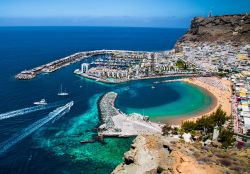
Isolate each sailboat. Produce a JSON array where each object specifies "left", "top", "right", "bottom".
[{"left": 57, "top": 84, "right": 69, "bottom": 96}]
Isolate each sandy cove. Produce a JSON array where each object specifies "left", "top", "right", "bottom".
[{"left": 165, "top": 77, "right": 232, "bottom": 125}]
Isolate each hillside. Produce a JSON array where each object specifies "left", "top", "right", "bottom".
[
  {"left": 178, "top": 14, "right": 250, "bottom": 43},
  {"left": 112, "top": 134, "right": 250, "bottom": 174}
]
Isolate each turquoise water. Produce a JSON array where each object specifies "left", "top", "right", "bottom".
[
  {"left": 0, "top": 27, "right": 213, "bottom": 174},
  {"left": 106, "top": 78, "right": 116, "bottom": 82},
  {"left": 116, "top": 80, "right": 213, "bottom": 121},
  {"left": 33, "top": 93, "right": 134, "bottom": 173}
]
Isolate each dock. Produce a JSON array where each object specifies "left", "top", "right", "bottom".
[{"left": 98, "top": 92, "right": 163, "bottom": 137}]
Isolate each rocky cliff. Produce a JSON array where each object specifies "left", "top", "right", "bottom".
[
  {"left": 179, "top": 14, "right": 250, "bottom": 43},
  {"left": 112, "top": 134, "right": 250, "bottom": 174}
]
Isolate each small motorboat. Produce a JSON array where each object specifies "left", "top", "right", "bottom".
[{"left": 34, "top": 99, "right": 47, "bottom": 105}]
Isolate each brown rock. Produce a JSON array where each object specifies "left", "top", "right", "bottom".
[
  {"left": 211, "top": 141, "right": 222, "bottom": 148},
  {"left": 112, "top": 134, "right": 224, "bottom": 174},
  {"left": 178, "top": 14, "right": 250, "bottom": 43}
]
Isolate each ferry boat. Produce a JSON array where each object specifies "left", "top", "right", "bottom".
[
  {"left": 34, "top": 99, "right": 47, "bottom": 105},
  {"left": 58, "top": 84, "right": 69, "bottom": 96}
]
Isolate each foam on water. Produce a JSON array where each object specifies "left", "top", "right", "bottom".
[
  {"left": 0, "top": 101, "right": 65, "bottom": 121},
  {"left": 0, "top": 102, "right": 73, "bottom": 155}
]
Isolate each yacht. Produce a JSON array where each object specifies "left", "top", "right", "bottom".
[
  {"left": 34, "top": 99, "right": 47, "bottom": 105},
  {"left": 58, "top": 84, "right": 69, "bottom": 96}
]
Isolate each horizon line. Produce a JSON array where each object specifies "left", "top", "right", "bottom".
[{"left": 0, "top": 25, "right": 188, "bottom": 29}]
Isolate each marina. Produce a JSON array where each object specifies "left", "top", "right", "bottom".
[
  {"left": 15, "top": 47, "right": 199, "bottom": 84},
  {"left": 15, "top": 50, "right": 149, "bottom": 80}
]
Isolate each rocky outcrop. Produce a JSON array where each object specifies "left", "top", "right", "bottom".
[
  {"left": 112, "top": 134, "right": 225, "bottom": 174},
  {"left": 179, "top": 14, "right": 250, "bottom": 43}
]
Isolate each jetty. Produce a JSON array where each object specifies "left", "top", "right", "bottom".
[
  {"left": 98, "top": 92, "right": 163, "bottom": 137},
  {"left": 15, "top": 50, "right": 148, "bottom": 80}
]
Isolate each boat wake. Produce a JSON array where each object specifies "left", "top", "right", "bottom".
[
  {"left": 0, "top": 101, "right": 74, "bottom": 155},
  {"left": 0, "top": 101, "right": 64, "bottom": 121}
]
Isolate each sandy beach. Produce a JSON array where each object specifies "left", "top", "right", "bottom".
[{"left": 165, "top": 77, "right": 232, "bottom": 125}]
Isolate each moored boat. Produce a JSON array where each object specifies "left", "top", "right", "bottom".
[{"left": 58, "top": 84, "right": 69, "bottom": 96}]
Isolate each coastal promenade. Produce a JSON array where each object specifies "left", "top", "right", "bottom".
[
  {"left": 98, "top": 92, "right": 163, "bottom": 137},
  {"left": 15, "top": 49, "right": 149, "bottom": 80}
]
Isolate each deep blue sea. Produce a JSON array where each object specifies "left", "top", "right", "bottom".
[{"left": 0, "top": 27, "right": 213, "bottom": 174}]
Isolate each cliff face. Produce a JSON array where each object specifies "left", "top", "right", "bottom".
[{"left": 179, "top": 14, "right": 250, "bottom": 43}]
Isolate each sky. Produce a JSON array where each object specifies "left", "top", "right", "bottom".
[{"left": 0, "top": 0, "right": 250, "bottom": 28}]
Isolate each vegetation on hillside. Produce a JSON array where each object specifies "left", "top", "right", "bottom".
[
  {"left": 218, "top": 129, "right": 235, "bottom": 148},
  {"left": 181, "top": 106, "right": 235, "bottom": 148},
  {"left": 181, "top": 106, "right": 227, "bottom": 133},
  {"left": 176, "top": 59, "right": 188, "bottom": 70}
]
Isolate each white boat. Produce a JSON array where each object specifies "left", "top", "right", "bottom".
[
  {"left": 34, "top": 99, "right": 47, "bottom": 105},
  {"left": 52, "top": 101, "right": 74, "bottom": 119},
  {"left": 151, "top": 86, "right": 155, "bottom": 89},
  {"left": 58, "top": 84, "right": 69, "bottom": 96}
]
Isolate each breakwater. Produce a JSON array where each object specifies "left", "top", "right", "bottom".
[{"left": 98, "top": 92, "right": 163, "bottom": 137}]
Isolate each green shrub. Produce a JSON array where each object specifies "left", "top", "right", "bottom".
[
  {"left": 218, "top": 129, "right": 235, "bottom": 148},
  {"left": 181, "top": 121, "right": 196, "bottom": 132},
  {"left": 181, "top": 106, "right": 228, "bottom": 133},
  {"left": 176, "top": 59, "right": 187, "bottom": 70},
  {"left": 162, "top": 123, "right": 172, "bottom": 135}
]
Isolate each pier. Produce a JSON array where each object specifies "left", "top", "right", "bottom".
[{"left": 98, "top": 92, "right": 163, "bottom": 137}]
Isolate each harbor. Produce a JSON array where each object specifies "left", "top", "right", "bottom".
[
  {"left": 15, "top": 47, "right": 199, "bottom": 83},
  {"left": 15, "top": 49, "right": 149, "bottom": 80}
]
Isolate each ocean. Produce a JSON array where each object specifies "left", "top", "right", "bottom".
[{"left": 0, "top": 27, "right": 212, "bottom": 174}]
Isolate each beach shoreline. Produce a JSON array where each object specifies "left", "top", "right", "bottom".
[{"left": 161, "top": 77, "right": 232, "bottom": 125}]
